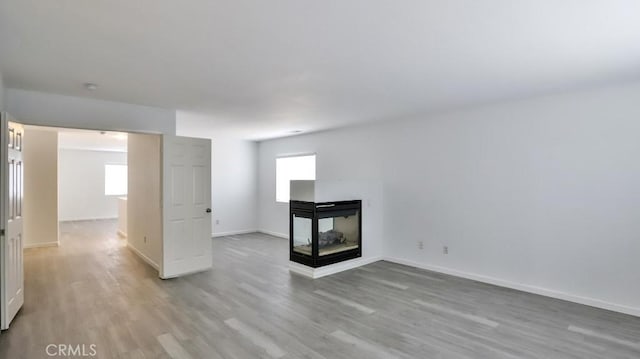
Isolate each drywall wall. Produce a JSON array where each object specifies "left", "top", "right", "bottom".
[
  {"left": 58, "top": 149, "right": 127, "bottom": 221},
  {"left": 259, "top": 127, "right": 385, "bottom": 238},
  {"left": 176, "top": 114, "right": 258, "bottom": 236},
  {"left": 6, "top": 89, "right": 175, "bottom": 134},
  {"left": 23, "top": 128, "right": 59, "bottom": 248},
  {"left": 118, "top": 198, "right": 127, "bottom": 237},
  {"left": 206, "top": 139, "right": 258, "bottom": 236},
  {"left": 290, "top": 180, "right": 315, "bottom": 202},
  {"left": 258, "top": 81, "right": 640, "bottom": 316},
  {"left": 127, "top": 133, "right": 162, "bottom": 271}
]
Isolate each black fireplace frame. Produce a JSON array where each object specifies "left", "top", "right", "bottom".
[{"left": 290, "top": 199, "right": 362, "bottom": 268}]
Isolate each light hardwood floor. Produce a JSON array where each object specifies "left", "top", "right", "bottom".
[{"left": 1, "top": 220, "right": 639, "bottom": 358}]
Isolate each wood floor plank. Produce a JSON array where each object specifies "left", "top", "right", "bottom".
[
  {"left": 353, "top": 273, "right": 410, "bottom": 290},
  {"left": 224, "top": 318, "right": 286, "bottom": 358},
  {"left": 567, "top": 325, "right": 640, "bottom": 350},
  {"left": 330, "top": 330, "right": 400, "bottom": 359},
  {"left": 413, "top": 299, "right": 500, "bottom": 328},
  {"left": 313, "top": 289, "right": 377, "bottom": 314},
  {"left": 157, "top": 333, "right": 193, "bottom": 359}
]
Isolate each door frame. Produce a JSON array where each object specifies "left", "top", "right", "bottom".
[
  {"left": 0, "top": 111, "right": 8, "bottom": 330},
  {"left": 0, "top": 118, "right": 166, "bottom": 329}
]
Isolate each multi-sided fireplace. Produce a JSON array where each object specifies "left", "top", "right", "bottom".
[{"left": 290, "top": 200, "right": 362, "bottom": 268}]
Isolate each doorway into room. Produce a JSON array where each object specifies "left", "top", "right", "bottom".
[
  {"left": 2, "top": 118, "right": 212, "bottom": 331},
  {"left": 22, "top": 126, "right": 128, "bottom": 252}
]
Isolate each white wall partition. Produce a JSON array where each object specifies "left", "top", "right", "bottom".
[
  {"left": 258, "top": 81, "right": 640, "bottom": 316},
  {"left": 23, "top": 127, "right": 59, "bottom": 248},
  {"left": 127, "top": 134, "right": 162, "bottom": 271}
]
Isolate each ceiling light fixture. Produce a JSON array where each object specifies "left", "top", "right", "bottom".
[{"left": 84, "top": 82, "right": 98, "bottom": 91}]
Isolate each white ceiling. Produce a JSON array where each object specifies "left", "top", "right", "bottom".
[
  {"left": 26, "top": 125, "right": 128, "bottom": 152},
  {"left": 3, "top": 1, "right": 640, "bottom": 140},
  {"left": 58, "top": 130, "right": 127, "bottom": 152}
]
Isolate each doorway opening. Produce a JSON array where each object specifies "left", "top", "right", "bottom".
[
  {"left": 2, "top": 119, "right": 212, "bottom": 331},
  {"left": 22, "top": 125, "right": 129, "bottom": 253}
]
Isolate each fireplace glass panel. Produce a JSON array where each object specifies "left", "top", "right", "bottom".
[
  {"left": 290, "top": 200, "right": 361, "bottom": 267},
  {"left": 318, "top": 210, "right": 360, "bottom": 256},
  {"left": 292, "top": 214, "right": 312, "bottom": 255}
]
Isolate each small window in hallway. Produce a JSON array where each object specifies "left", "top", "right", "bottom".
[
  {"left": 276, "top": 154, "right": 316, "bottom": 202},
  {"left": 105, "top": 164, "right": 127, "bottom": 196}
]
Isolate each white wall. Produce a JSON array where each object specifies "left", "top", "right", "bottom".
[
  {"left": 58, "top": 149, "right": 127, "bottom": 221},
  {"left": 314, "top": 180, "right": 384, "bottom": 259},
  {"left": 176, "top": 115, "right": 258, "bottom": 237},
  {"left": 0, "top": 71, "right": 5, "bottom": 111},
  {"left": 127, "top": 134, "right": 162, "bottom": 271},
  {"left": 23, "top": 128, "right": 59, "bottom": 248},
  {"left": 6, "top": 89, "right": 175, "bottom": 134},
  {"left": 208, "top": 139, "right": 258, "bottom": 236},
  {"left": 258, "top": 81, "right": 640, "bottom": 316}
]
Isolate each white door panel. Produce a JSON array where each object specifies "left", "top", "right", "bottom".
[
  {"left": 1, "top": 113, "right": 25, "bottom": 330},
  {"left": 161, "top": 135, "right": 212, "bottom": 279}
]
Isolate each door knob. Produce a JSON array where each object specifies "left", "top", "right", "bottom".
[{"left": 206, "top": 208, "right": 212, "bottom": 213}]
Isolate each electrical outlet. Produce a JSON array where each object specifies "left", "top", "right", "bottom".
[
  {"left": 443, "top": 246, "right": 448, "bottom": 254},
  {"left": 418, "top": 241, "right": 424, "bottom": 250},
  {"left": 215, "top": 219, "right": 220, "bottom": 225}
]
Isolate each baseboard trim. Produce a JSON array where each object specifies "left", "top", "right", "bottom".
[
  {"left": 289, "top": 256, "right": 382, "bottom": 279},
  {"left": 127, "top": 243, "right": 160, "bottom": 271},
  {"left": 160, "top": 267, "right": 211, "bottom": 280},
  {"left": 60, "top": 217, "right": 118, "bottom": 223},
  {"left": 212, "top": 229, "right": 258, "bottom": 238},
  {"left": 117, "top": 230, "right": 127, "bottom": 238},
  {"left": 258, "top": 229, "right": 288, "bottom": 239},
  {"left": 24, "top": 241, "right": 59, "bottom": 249},
  {"left": 383, "top": 256, "right": 640, "bottom": 318}
]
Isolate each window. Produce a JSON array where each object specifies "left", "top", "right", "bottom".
[
  {"left": 276, "top": 155, "right": 316, "bottom": 202},
  {"left": 105, "top": 164, "right": 128, "bottom": 196}
]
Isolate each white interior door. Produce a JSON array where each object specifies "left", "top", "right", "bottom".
[
  {"left": 1, "top": 113, "right": 25, "bottom": 330},
  {"left": 161, "top": 135, "right": 212, "bottom": 279}
]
